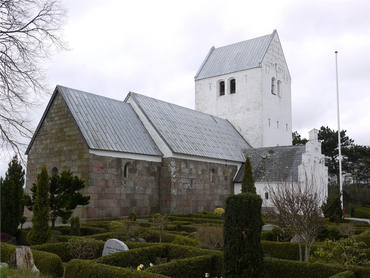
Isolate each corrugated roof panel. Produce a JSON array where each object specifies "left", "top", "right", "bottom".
[
  {"left": 195, "top": 31, "right": 275, "bottom": 80},
  {"left": 129, "top": 93, "right": 251, "bottom": 162},
  {"left": 57, "top": 86, "right": 163, "bottom": 156}
]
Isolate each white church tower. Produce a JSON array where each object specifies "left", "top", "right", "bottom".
[{"left": 194, "top": 30, "right": 292, "bottom": 148}]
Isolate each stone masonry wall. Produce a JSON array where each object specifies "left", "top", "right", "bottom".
[
  {"left": 86, "top": 155, "right": 161, "bottom": 220},
  {"left": 160, "top": 157, "right": 237, "bottom": 214},
  {"left": 25, "top": 92, "right": 91, "bottom": 218}
]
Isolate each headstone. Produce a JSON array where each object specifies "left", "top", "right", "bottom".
[
  {"left": 8, "top": 246, "right": 39, "bottom": 273},
  {"left": 102, "top": 239, "right": 129, "bottom": 256}
]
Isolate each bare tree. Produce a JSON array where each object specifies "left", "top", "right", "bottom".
[
  {"left": 268, "top": 177, "right": 324, "bottom": 262},
  {"left": 0, "top": 0, "right": 68, "bottom": 160}
]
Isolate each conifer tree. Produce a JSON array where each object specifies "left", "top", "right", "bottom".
[
  {"left": 0, "top": 156, "right": 25, "bottom": 235},
  {"left": 27, "top": 166, "right": 51, "bottom": 245},
  {"left": 241, "top": 156, "right": 256, "bottom": 194}
]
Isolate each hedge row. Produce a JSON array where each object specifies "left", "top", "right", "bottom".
[
  {"left": 264, "top": 257, "right": 370, "bottom": 278},
  {"left": 261, "top": 241, "right": 323, "bottom": 261},
  {"left": 353, "top": 230, "right": 370, "bottom": 247},
  {"left": 329, "top": 271, "right": 356, "bottom": 278},
  {"left": 95, "top": 244, "right": 223, "bottom": 277},
  {"left": 54, "top": 225, "right": 108, "bottom": 235},
  {"left": 167, "top": 216, "right": 223, "bottom": 224},
  {"left": 353, "top": 208, "right": 370, "bottom": 219},
  {"left": 65, "top": 259, "right": 169, "bottom": 278},
  {"left": 0, "top": 242, "right": 64, "bottom": 277}
]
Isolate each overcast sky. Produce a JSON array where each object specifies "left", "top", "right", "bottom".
[{"left": 1, "top": 0, "right": 369, "bottom": 177}]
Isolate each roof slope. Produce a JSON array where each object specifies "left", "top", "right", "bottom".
[
  {"left": 127, "top": 92, "right": 251, "bottom": 162},
  {"left": 27, "top": 86, "right": 163, "bottom": 156},
  {"left": 195, "top": 30, "right": 276, "bottom": 80},
  {"left": 234, "top": 145, "right": 305, "bottom": 183}
]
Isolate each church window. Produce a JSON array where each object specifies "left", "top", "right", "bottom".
[
  {"left": 286, "top": 124, "right": 288, "bottom": 131},
  {"left": 268, "top": 118, "right": 271, "bottom": 127},
  {"left": 51, "top": 167, "right": 58, "bottom": 175},
  {"left": 219, "top": 81, "right": 225, "bottom": 96},
  {"left": 229, "top": 79, "right": 236, "bottom": 94},
  {"left": 271, "top": 78, "right": 276, "bottom": 95},
  {"left": 277, "top": 80, "right": 282, "bottom": 97},
  {"left": 277, "top": 121, "right": 279, "bottom": 129},
  {"left": 265, "top": 192, "right": 269, "bottom": 200},
  {"left": 124, "top": 162, "right": 132, "bottom": 178}
]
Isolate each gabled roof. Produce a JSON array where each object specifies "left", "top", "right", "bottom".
[
  {"left": 126, "top": 92, "right": 251, "bottom": 162},
  {"left": 26, "top": 86, "right": 163, "bottom": 156},
  {"left": 195, "top": 30, "right": 276, "bottom": 80},
  {"left": 234, "top": 145, "right": 306, "bottom": 183}
]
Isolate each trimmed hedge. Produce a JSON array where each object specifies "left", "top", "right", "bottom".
[
  {"left": 353, "top": 207, "right": 370, "bottom": 219},
  {"left": 264, "top": 257, "right": 370, "bottom": 278},
  {"left": 262, "top": 240, "right": 300, "bottom": 260},
  {"left": 31, "top": 240, "right": 105, "bottom": 262},
  {"left": 167, "top": 216, "right": 223, "bottom": 224},
  {"left": 145, "top": 255, "right": 214, "bottom": 278},
  {"left": 65, "top": 259, "right": 169, "bottom": 278},
  {"left": 353, "top": 230, "right": 370, "bottom": 247},
  {"left": 0, "top": 242, "right": 63, "bottom": 277},
  {"left": 95, "top": 244, "right": 223, "bottom": 277},
  {"left": 329, "top": 271, "right": 356, "bottom": 278}
]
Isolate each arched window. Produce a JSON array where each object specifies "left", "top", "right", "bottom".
[
  {"left": 210, "top": 168, "right": 216, "bottom": 183},
  {"left": 265, "top": 192, "right": 269, "bottom": 200},
  {"left": 277, "top": 80, "right": 282, "bottom": 97},
  {"left": 124, "top": 162, "right": 132, "bottom": 178},
  {"left": 229, "top": 79, "right": 236, "bottom": 94},
  {"left": 51, "top": 167, "right": 58, "bottom": 175},
  {"left": 271, "top": 77, "right": 276, "bottom": 95},
  {"left": 219, "top": 81, "right": 225, "bottom": 96}
]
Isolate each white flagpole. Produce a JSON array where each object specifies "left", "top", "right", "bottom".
[{"left": 335, "top": 51, "right": 344, "bottom": 218}]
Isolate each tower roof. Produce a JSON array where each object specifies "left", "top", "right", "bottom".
[{"left": 195, "top": 30, "right": 277, "bottom": 80}]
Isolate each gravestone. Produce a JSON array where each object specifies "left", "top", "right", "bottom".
[{"left": 102, "top": 239, "right": 129, "bottom": 256}]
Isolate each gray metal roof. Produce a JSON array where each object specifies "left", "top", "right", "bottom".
[
  {"left": 27, "top": 86, "right": 163, "bottom": 156},
  {"left": 127, "top": 92, "right": 251, "bottom": 162},
  {"left": 195, "top": 30, "right": 276, "bottom": 80},
  {"left": 234, "top": 145, "right": 305, "bottom": 183}
]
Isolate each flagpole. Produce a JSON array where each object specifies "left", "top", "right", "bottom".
[{"left": 335, "top": 51, "right": 344, "bottom": 218}]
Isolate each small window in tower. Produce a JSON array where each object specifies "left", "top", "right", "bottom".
[
  {"left": 277, "top": 121, "right": 279, "bottom": 129},
  {"left": 286, "top": 124, "right": 288, "bottom": 131},
  {"left": 271, "top": 78, "right": 276, "bottom": 95},
  {"left": 277, "top": 80, "right": 282, "bottom": 97},
  {"left": 268, "top": 118, "right": 271, "bottom": 127},
  {"left": 265, "top": 192, "right": 269, "bottom": 200},
  {"left": 230, "top": 79, "right": 236, "bottom": 94},
  {"left": 219, "top": 81, "right": 225, "bottom": 96}
]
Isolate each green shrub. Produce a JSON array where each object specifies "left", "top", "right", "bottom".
[
  {"left": 67, "top": 237, "right": 103, "bottom": 260},
  {"left": 80, "top": 225, "right": 108, "bottom": 235},
  {"left": 213, "top": 208, "right": 225, "bottom": 217},
  {"left": 317, "top": 224, "right": 343, "bottom": 241},
  {"left": 32, "top": 242, "right": 72, "bottom": 262},
  {"left": 0, "top": 242, "right": 16, "bottom": 262},
  {"left": 261, "top": 230, "right": 274, "bottom": 241},
  {"left": 329, "top": 271, "right": 356, "bottom": 278},
  {"left": 145, "top": 255, "right": 214, "bottom": 278},
  {"left": 353, "top": 230, "right": 370, "bottom": 247},
  {"left": 32, "top": 249, "right": 64, "bottom": 278},
  {"left": 223, "top": 193, "right": 265, "bottom": 277},
  {"left": 70, "top": 215, "right": 80, "bottom": 236},
  {"left": 338, "top": 223, "right": 356, "bottom": 235},
  {"left": 65, "top": 259, "right": 168, "bottom": 278},
  {"left": 171, "top": 235, "right": 200, "bottom": 247},
  {"left": 353, "top": 207, "right": 370, "bottom": 219},
  {"left": 129, "top": 211, "right": 137, "bottom": 221},
  {"left": 262, "top": 240, "right": 300, "bottom": 260},
  {"left": 82, "top": 220, "right": 114, "bottom": 231}
]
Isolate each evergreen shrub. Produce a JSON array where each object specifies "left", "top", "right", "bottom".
[
  {"left": 223, "top": 193, "right": 265, "bottom": 277},
  {"left": 171, "top": 235, "right": 200, "bottom": 247},
  {"left": 353, "top": 230, "right": 370, "bottom": 247}
]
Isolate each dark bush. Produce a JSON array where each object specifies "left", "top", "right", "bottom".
[
  {"left": 0, "top": 232, "right": 12, "bottom": 242},
  {"left": 82, "top": 220, "right": 114, "bottom": 231},
  {"left": 0, "top": 242, "right": 16, "bottom": 262},
  {"left": 223, "top": 193, "right": 265, "bottom": 277},
  {"left": 15, "top": 229, "right": 30, "bottom": 246},
  {"left": 353, "top": 230, "right": 370, "bottom": 247},
  {"left": 261, "top": 230, "right": 274, "bottom": 241},
  {"left": 70, "top": 215, "right": 80, "bottom": 236}
]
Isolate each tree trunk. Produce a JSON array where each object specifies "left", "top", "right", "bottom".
[
  {"left": 305, "top": 243, "right": 311, "bottom": 262},
  {"left": 8, "top": 246, "right": 39, "bottom": 273}
]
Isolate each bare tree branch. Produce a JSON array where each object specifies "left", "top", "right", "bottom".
[
  {"left": 268, "top": 175, "right": 325, "bottom": 262},
  {"left": 0, "top": 0, "right": 68, "bottom": 162}
]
